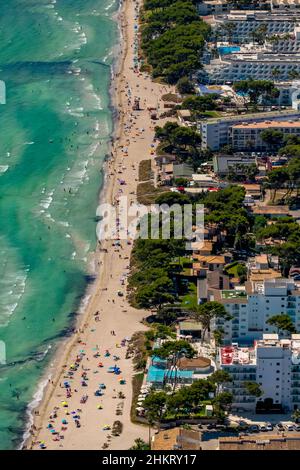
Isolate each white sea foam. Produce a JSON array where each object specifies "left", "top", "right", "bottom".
[
  {"left": 0, "top": 165, "right": 9, "bottom": 174},
  {"left": 20, "top": 375, "right": 51, "bottom": 449},
  {"left": 105, "top": 0, "right": 116, "bottom": 11},
  {"left": 0, "top": 246, "right": 28, "bottom": 327}
]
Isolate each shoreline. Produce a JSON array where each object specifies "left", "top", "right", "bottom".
[
  {"left": 25, "top": 0, "right": 175, "bottom": 450},
  {"left": 21, "top": 0, "right": 127, "bottom": 450}
]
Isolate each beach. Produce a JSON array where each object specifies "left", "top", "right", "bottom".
[{"left": 25, "top": 0, "right": 174, "bottom": 450}]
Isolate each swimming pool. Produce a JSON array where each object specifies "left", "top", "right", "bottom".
[{"left": 218, "top": 46, "right": 241, "bottom": 55}]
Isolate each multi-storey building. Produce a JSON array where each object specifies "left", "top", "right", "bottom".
[
  {"left": 219, "top": 334, "right": 300, "bottom": 412},
  {"left": 200, "top": 51, "right": 300, "bottom": 84},
  {"left": 268, "top": 26, "right": 300, "bottom": 52},
  {"left": 200, "top": 109, "right": 300, "bottom": 150},
  {"left": 210, "top": 277, "right": 300, "bottom": 343},
  {"left": 230, "top": 120, "right": 300, "bottom": 151},
  {"left": 206, "top": 10, "right": 300, "bottom": 43}
]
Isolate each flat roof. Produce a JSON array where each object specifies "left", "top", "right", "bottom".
[
  {"left": 221, "top": 289, "right": 247, "bottom": 299},
  {"left": 252, "top": 205, "right": 290, "bottom": 214},
  {"left": 256, "top": 254, "right": 268, "bottom": 263},
  {"left": 179, "top": 321, "right": 202, "bottom": 331},
  {"left": 232, "top": 121, "right": 300, "bottom": 129},
  {"left": 152, "top": 428, "right": 200, "bottom": 451},
  {"left": 220, "top": 345, "right": 256, "bottom": 366},
  {"left": 250, "top": 269, "right": 282, "bottom": 281},
  {"left": 178, "top": 357, "right": 211, "bottom": 369},
  {"left": 203, "top": 110, "right": 300, "bottom": 125},
  {"left": 219, "top": 434, "right": 300, "bottom": 451},
  {"left": 178, "top": 110, "right": 191, "bottom": 117}
]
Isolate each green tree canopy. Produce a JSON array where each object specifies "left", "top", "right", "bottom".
[
  {"left": 267, "top": 314, "right": 296, "bottom": 335},
  {"left": 243, "top": 381, "right": 263, "bottom": 398}
]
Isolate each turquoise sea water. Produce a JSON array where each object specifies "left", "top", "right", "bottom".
[{"left": 0, "top": 0, "right": 119, "bottom": 449}]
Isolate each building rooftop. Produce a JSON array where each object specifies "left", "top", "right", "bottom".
[
  {"left": 252, "top": 205, "right": 290, "bottom": 215},
  {"left": 193, "top": 255, "right": 226, "bottom": 264},
  {"left": 273, "top": 0, "right": 300, "bottom": 6},
  {"left": 249, "top": 269, "right": 282, "bottom": 282},
  {"left": 179, "top": 321, "right": 202, "bottom": 331},
  {"left": 208, "top": 10, "right": 297, "bottom": 22},
  {"left": 219, "top": 434, "right": 300, "bottom": 451},
  {"left": 192, "top": 241, "right": 213, "bottom": 253},
  {"left": 177, "top": 109, "right": 191, "bottom": 118},
  {"left": 220, "top": 345, "right": 256, "bottom": 366},
  {"left": 192, "top": 173, "right": 216, "bottom": 182},
  {"left": 178, "top": 357, "right": 211, "bottom": 369},
  {"left": 173, "top": 163, "right": 194, "bottom": 178},
  {"left": 220, "top": 334, "right": 300, "bottom": 367},
  {"left": 255, "top": 254, "right": 269, "bottom": 264},
  {"left": 221, "top": 289, "right": 247, "bottom": 299},
  {"left": 232, "top": 120, "right": 300, "bottom": 129},
  {"left": 203, "top": 110, "right": 300, "bottom": 125},
  {"left": 152, "top": 428, "right": 201, "bottom": 451}
]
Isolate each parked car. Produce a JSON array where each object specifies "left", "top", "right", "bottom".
[
  {"left": 266, "top": 423, "right": 273, "bottom": 431},
  {"left": 276, "top": 423, "right": 284, "bottom": 431},
  {"left": 293, "top": 424, "right": 300, "bottom": 431},
  {"left": 238, "top": 420, "right": 248, "bottom": 429},
  {"left": 207, "top": 423, "right": 216, "bottom": 430},
  {"left": 249, "top": 425, "right": 259, "bottom": 433},
  {"left": 259, "top": 425, "right": 267, "bottom": 432},
  {"left": 285, "top": 424, "right": 294, "bottom": 432}
]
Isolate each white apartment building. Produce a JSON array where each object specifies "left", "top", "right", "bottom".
[
  {"left": 206, "top": 11, "right": 300, "bottom": 43},
  {"left": 219, "top": 334, "right": 300, "bottom": 412},
  {"left": 201, "top": 52, "right": 300, "bottom": 84},
  {"left": 200, "top": 109, "right": 300, "bottom": 150},
  {"left": 230, "top": 120, "right": 300, "bottom": 150},
  {"left": 210, "top": 278, "right": 300, "bottom": 343}
]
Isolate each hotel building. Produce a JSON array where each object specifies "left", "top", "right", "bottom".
[
  {"left": 219, "top": 334, "right": 300, "bottom": 412},
  {"left": 200, "top": 109, "right": 300, "bottom": 150}
]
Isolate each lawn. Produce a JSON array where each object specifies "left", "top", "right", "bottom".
[{"left": 180, "top": 282, "right": 197, "bottom": 308}]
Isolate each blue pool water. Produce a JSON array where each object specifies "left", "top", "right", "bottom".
[
  {"left": 218, "top": 46, "right": 241, "bottom": 55},
  {"left": 147, "top": 365, "right": 193, "bottom": 384}
]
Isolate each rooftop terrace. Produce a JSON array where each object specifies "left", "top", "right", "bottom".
[{"left": 221, "top": 289, "right": 247, "bottom": 299}]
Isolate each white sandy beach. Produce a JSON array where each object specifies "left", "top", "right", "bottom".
[{"left": 26, "top": 0, "right": 174, "bottom": 450}]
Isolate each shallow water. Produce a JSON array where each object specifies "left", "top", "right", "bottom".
[{"left": 0, "top": 0, "right": 118, "bottom": 449}]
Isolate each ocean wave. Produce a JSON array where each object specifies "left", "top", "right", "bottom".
[
  {"left": 0, "top": 165, "right": 9, "bottom": 174},
  {"left": 20, "top": 375, "right": 51, "bottom": 449},
  {"left": 0, "top": 240, "right": 28, "bottom": 327}
]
